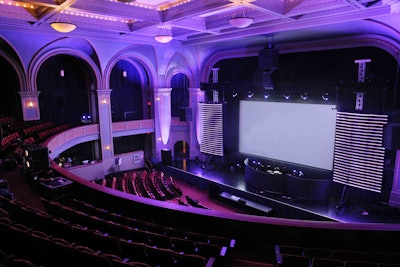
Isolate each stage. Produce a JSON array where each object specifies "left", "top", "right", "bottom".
[{"left": 162, "top": 159, "right": 400, "bottom": 224}]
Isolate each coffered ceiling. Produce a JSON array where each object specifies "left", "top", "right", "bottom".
[{"left": 1, "top": 0, "right": 400, "bottom": 47}]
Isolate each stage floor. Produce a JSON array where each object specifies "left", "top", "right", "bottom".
[{"left": 170, "top": 159, "right": 400, "bottom": 224}]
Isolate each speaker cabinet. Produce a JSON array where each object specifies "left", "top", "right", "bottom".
[
  {"left": 161, "top": 149, "right": 172, "bottom": 165},
  {"left": 384, "top": 123, "right": 400, "bottom": 150},
  {"left": 259, "top": 48, "right": 279, "bottom": 71}
]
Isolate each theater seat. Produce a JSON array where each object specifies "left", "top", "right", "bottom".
[
  {"left": 278, "top": 254, "right": 311, "bottom": 267},
  {"left": 311, "top": 257, "right": 345, "bottom": 267},
  {"left": 344, "top": 260, "right": 378, "bottom": 267}
]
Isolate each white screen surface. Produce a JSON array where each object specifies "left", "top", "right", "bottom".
[{"left": 239, "top": 101, "right": 337, "bottom": 170}]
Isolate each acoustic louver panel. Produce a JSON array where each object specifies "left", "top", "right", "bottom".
[
  {"left": 199, "top": 103, "right": 224, "bottom": 156},
  {"left": 333, "top": 112, "right": 388, "bottom": 193}
]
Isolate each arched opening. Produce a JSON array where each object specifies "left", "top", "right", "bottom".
[
  {"left": 110, "top": 60, "right": 147, "bottom": 122},
  {"left": 171, "top": 73, "right": 189, "bottom": 120},
  {"left": 37, "top": 55, "right": 94, "bottom": 127}
]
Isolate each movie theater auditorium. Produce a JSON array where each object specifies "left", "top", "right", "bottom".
[{"left": 1, "top": 2, "right": 400, "bottom": 266}]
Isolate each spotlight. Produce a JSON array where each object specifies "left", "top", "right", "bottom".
[
  {"left": 248, "top": 91, "right": 254, "bottom": 98},
  {"left": 322, "top": 92, "right": 329, "bottom": 101},
  {"left": 232, "top": 91, "right": 238, "bottom": 98},
  {"left": 300, "top": 92, "right": 308, "bottom": 100},
  {"left": 283, "top": 93, "right": 291, "bottom": 100},
  {"left": 264, "top": 92, "right": 270, "bottom": 99}
]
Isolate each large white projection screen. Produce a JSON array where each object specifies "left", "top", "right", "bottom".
[{"left": 239, "top": 101, "right": 337, "bottom": 170}]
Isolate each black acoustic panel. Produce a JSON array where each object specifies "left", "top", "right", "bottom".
[
  {"left": 384, "top": 124, "right": 400, "bottom": 150},
  {"left": 258, "top": 48, "right": 279, "bottom": 71},
  {"left": 179, "top": 108, "right": 192, "bottom": 122},
  {"left": 24, "top": 145, "right": 49, "bottom": 170},
  {"left": 161, "top": 149, "right": 172, "bottom": 165}
]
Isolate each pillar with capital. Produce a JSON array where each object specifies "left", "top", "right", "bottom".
[
  {"left": 19, "top": 91, "right": 41, "bottom": 121},
  {"left": 97, "top": 89, "right": 114, "bottom": 161},
  {"left": 153, "top": 88, "right": 172, "bottom": 163}
]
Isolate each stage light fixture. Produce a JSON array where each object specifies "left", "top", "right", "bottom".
[
  {"left": 322, "top": 92, "right": 329, "bottom": 101},
  {"left": 248, "top": 91, "right": 254, "bottom": 98},
  {"left": 283, "top": 93, "right": 291, "bottom": 100},
  {"left": 301, "top": 92, "right": 308, "bottom": 100}
]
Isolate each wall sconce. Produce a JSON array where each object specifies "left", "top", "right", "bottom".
[
  {"left": 105, "top": 145, "right": 111, "bottom": 150},
  {"left": 102, "top": 99, "right": 107, "bottom": 104},
  {"left": 156, "top": 96, "right": 161, "bottom": 101},
  {"left": 122, "top": 70, "right": 127, "bottom": 77},
  {"left": 26, "top": 101, "right": 35, "bottom": 108},
  {"left": 157, "top": 137, "right": 162, "bottom": 142}
]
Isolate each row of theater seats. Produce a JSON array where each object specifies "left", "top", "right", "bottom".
[
  {"left": 275, "top": 244, "right": 400, "bottom": 267},
  {"left": 0, "top": 248, "right": 40, "bottom": 267},
  {"left": 0, "top": 194, "right": 235, "bottom": 266},
  {"left": 41, "top": 197, "right": 234, "bottom": 258},
  {"left": 1, "top": 119, "right": 69, "bottom": 163},
  {"left": 96, "top": 169, "right": 211, "bottom": 210},
  {"left": 95, "top": 169, "right": 183, "bottom": 202},
  {"left": 22, "top": 122, "right": 54, "bottom": 137}
]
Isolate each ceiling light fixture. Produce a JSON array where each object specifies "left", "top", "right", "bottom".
[
  {"left": 229, "top": 16, "right": 254, "bottom": 28},
  {"left": 229, "top": 1, "right": 254, "bottom": 28},
  {"left": 117, "top": 0, "right": 135, "bottom": 3},
  {"left": 154, "top": 24, "right": 173, "bottom": 43},
  {"left": 50, "top": 8, "right": 76, "bottom": 33}
]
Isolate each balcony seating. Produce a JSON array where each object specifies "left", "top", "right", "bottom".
[
  {"left": 118, "top": 239, "right": 148, "bottom": 263},
  {"left": 144, "top": 245, "right": 176, "bottom": 267},
  {"left": 38, "top": 196, "right": 232, "bottom": 265},
  {"left": 174, "top": 252, "right": 211, "bottom": 267},
  {"left": 195, "top": 241, "right": 225, "bottom": 258},
  {"left": 147, "top": 231, "right": 173, "bottom": 249},
  {"left": 171, "top": 237, "right": 195, "bottom": 254}
]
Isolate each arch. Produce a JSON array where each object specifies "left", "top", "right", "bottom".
[
  {"left": 0, "top": 37, "right": 27, "bottom": 92},
  {"left": 200, "top": 34, "right": 400, "bottom": 83},
  {"left": 174, "top": 140, "right": 190, "bottom": 160},
  {"left": 104, "top": 48, "right": 157, "bottom": 90},
  {"left": 28, "top": 47, "right": 101, "bottom": 93},
  {"left": 165, "top": 52, "right": 195, "bottom": 88}
]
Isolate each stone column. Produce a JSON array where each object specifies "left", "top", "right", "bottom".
[
  {"left": 96, "top": 89, "right": 114, "bottom": 160},
  {"left": 153, "top": 88, "right": 172, "bottom": 163}
]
